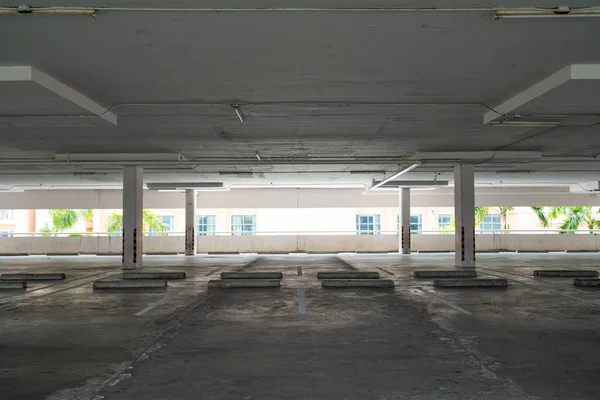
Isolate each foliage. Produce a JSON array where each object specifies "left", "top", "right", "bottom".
[
  {"left": 78, "top": 209, "right": 93, "bottom": 222},
  {"left": 48, "top": 209, "right": 79, "bottom": 232},
  {"left": 498, "top": 206, "right": 514, "bottom": 230},
  {"left": 474, "top": 207, "right": 489, "bottom": 227},
  {"left": 41, "top": 209, "right": 94, "bottom": 235},
  {"left": 530, "top": 206, "right": 550, "bottom": 228},
  {"left": 530, "top": 206, "right": 600, "bottom": 234},
  {"left": 556, "top": 206, "right": 598, "bottom": 234},
  {"left": 106, "top": 210, "right": 167, "bottom": 235}
]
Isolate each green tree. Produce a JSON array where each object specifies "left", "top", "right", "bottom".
[
  {"left": 106, "top": 210, "right": 167, "bottom": 235},
  {"left": 78, "top": 209, "right": 93, "bottom": 224},
  {"left": 48, "top": 209, "right": 79, "bottom": 232},
  {"left": 533, "top": 206, "right": 599, "bottom": 234},
  {"left": 44, "top": 209, "right": 94, "bottom": 234},
  {"left": 474, "top": 206, "right": 490, "bottom": 228},
  {"left": 531, "top": 206, "right": 550, "bottom": 228},
  {"left": 556, "top": 206, "right": 598, "bottom": 234},
  {"left": 498, "top": 206, "right": 514, "bottom": 231}
]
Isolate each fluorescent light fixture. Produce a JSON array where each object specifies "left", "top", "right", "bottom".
[
  {"left": 55, "top": 153, "right": 183, "bottom": 162},
  {"left": 363, "top": 163, "right": 421, "bottom": 193},
  {"left": 0, "top": 6, "right": 97, "bottom": 16},
  {"left": 490, "top": 121, "right": 561, "bottom": 127},
  {"left": 494, "top": 7, "right": 600, "bottom": 19},
  {"left": 373, "top": 180, "right": 449, "bottom": 188},
  {"left": 147, "top": 182, "right": 224, "bottom": 190},
  {"left": 232, "top": 104, "right": 244, "bottom": 122},
  {"left": 349, "top": 170, "right": 386, "bottom": 175},
  {"left": 412, "top": 151, "right": 542, "bottom": 160}
]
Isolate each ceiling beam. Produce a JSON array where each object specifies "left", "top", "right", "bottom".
[
  {"left": 0, "top": 66, "right": 117, "bottom": 126},
  {"left": 483, "top": 64, "right": 600, "bottom": 125}
]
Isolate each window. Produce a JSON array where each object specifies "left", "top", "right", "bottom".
[
  {"left": 480, "top": 214, "right": 501, "bottom": 232},
  {"left": 231, "top": 215, "right": 256, "bottom": 236},
  {"left": 410, "top": 214, "right": 422, "bottom": 234},
  {"left": 396, "top": 214, "right": 423, "bottom": 233},
  {"left": 196, "top": 215, "right": 216, "bottom": 236},
  {"left": 158, "top": 215, "right": 175, "bottom": 232},
  {"left": 356, "top": 214, "right": 381, "bottom": 235},
  {"left": 0, "top": 210, "right": 14, "bottom": 220},
  {"left": 438, "top": 214, "right": 453, "bottom": 230}
]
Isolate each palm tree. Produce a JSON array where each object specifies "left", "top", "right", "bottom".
[
  {"left": 498, "top": 206, "right": 514, "bottom": 231},
  {"left": 531, "top": 206, "right": 550, "bottom": 228},
  {"left": 533, "top": 206, "right": 599, "bottom": 234},
  {"left": 47, "top": 209, "right": 79, "bottom": 232},
  {"left": 44, "top": 209, "right": 94, "bottom": 234},
  {"left": 474, "top": 207, "right": 489, "bottom": 227},
  {"left": 106, "top": 210, "right": 167, "bottom": 235},
  {"left": 558, "top": 206, "right": 598, "bottom": 234}
]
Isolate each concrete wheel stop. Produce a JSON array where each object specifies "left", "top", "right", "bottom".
[
  {"left": 93, "top": 280, "right": 167, "bottom": 289},
  {"left": 573, "top": 278, "right": 600, "bottom": 286},
  {"left": 208, "top": 279, "right": 281, "bottom": 288},
  {"left": 0, "top": 281, "right": 27, "bottom": 289},
  {"left": 123, "top": 271, "right": 186, "bottom": 280},
  {"left": 221, "top": 272, "right": 283, "bottom": 279},
  {"left": 534, "top": 270, "right": 598, "bottom": 277},
  {"left": 0, "top": 273, "right": 66, "bottom": 281},
  {"left": 317, "top": 271, "right": 380, "bottom": 279},
  {"left": 321, "top": 279, "right": 395, "bottom": 288},
  {"left": 414, "top": 270, "right": 477, "bottom": 278}
]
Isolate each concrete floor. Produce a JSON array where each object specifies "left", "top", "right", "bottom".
[{"left": 1, "top": 253, "right": 600, "bottom": 399}]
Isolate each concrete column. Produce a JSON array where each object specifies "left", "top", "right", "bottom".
[
  {"left": 454, "top": 164, "right": 475, "bottom": 268},
  {"left": 399, "top": 188, "right": 411, "bottom": 254},
  {"left": 123, "top": 166, "right": 143, "bottom": 269},
  {"left": 185, "top": 189, "right": 197, "bottom": 256}
]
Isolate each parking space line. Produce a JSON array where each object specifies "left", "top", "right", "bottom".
[
  {"left": 298, "top": 288, "right": 307, "bottom": 316},
  {"left": 414, "top": 287, "right": 472, "bottom": 315},
  {"left": 135, "top": 288, "right": 185, "bottom": 316},
  {"left": 479, "top": 268, "right": 600, "bottom": 306},
  {"left": 0, "top": 270, "right": 112, "bottom": 300},
  {"left": 376, "top": 266, "right": 395, "bottom": 276},
  {"left": 204, "top": 267, "right": 223, "bottom": 277},
  {"left": 0, "top": 271, "right": 120, "bottom": 306}
]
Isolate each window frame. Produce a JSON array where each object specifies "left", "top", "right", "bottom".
[
  {"left": 196, "top": 215, "right": 216, "bottom": 236},
  {"left": 356, "top": 214, "right": 381, "bottom": 235},
  {"left": 231, "top": 215, "right": 256, "bottom": 236}
]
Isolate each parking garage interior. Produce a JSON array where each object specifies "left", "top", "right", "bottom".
[{"left": 3, "top": 1, "right": 600, "bottom": 399}]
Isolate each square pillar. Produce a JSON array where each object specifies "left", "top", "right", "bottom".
[
  {"left": 399, "top": 188, "right": 411, "bottom": 254},
  {"left": 123, "top": 166, "right": 143, "bottom": 269},
  {"left": 454, "top": 164, "right": 475, "bottom": 268},
  {"left": 185, "top": 189, "right": 197, "bottom": 256}
]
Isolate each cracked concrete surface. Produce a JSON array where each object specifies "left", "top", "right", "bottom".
[{"left": 1, "top": 253, "right": 600, "bottom": 399}]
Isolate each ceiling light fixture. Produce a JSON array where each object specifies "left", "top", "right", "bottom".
[
  {"left": 232, "top": 104, "right": 244, "bottom": 122},
  {"left": 147, "top": 182, "right": 224, "bottom": 190},
  {"left": 0, "top": 5, "right": 97, "bottom": 16},
  {"left": 494, "top": 7, "right": 600, "bottom": 19},
  {"left": 363, "top": 163, "right": 421, "bottom": 194},
  {"left": 490, "top": 121, "right": 561, "bottom": 127}
]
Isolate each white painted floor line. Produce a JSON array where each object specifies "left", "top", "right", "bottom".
[
  {"left": 414, "top": 287, "right": 473, "bottom": 315},
  {"left": 298, "top": 288, "right": 307, "bottom": 316},
  {"left": 135, "top": 288, "right": 185, "bottom": 316}
]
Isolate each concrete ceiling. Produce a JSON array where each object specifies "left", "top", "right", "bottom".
[{"left": 2, "top": 0, "right": 600, "bottom": 190}]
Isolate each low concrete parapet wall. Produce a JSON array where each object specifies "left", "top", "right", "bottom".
[{"left": 0, "top": 234, "right": 599, "bottom": 255}]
